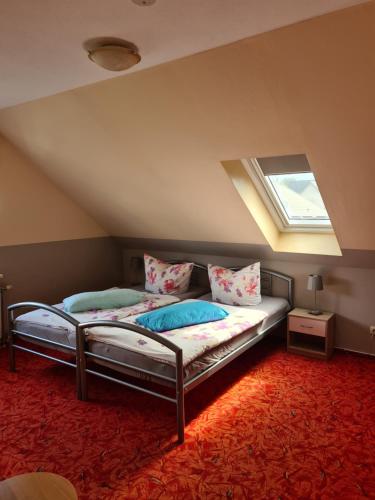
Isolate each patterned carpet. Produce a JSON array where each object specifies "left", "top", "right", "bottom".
[{"left": 0, "top": 339, "right": 374, "bottom": 499}]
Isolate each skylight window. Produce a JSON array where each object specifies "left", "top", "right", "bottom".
[{"left": 246, "top": 155, "right": 332, "bottom": 232}]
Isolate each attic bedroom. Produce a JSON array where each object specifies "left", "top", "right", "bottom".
[{"left": 0, "top": 0, "right": 374, "bottom": 498}]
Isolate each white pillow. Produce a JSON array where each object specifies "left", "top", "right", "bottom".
[
  {"left": 208, "top": 262, "right": 261, "bottom": 306},
  {"left": 144, "top": 254, "right": 194, "bottom": 295}
]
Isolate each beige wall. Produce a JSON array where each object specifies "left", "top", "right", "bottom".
[
  {"left": 0, "top": 2, "right": 374, "bottom": 250},
  {"left": 0, "top": 135, "right": 106, "bottom": 246}
]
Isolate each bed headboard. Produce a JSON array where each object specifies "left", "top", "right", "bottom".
[{"left": 129, "top": 256, "right": 294, "bottom": 307}]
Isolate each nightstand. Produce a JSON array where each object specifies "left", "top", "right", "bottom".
[{"left": 287, "top": 308, "right": 335, "bottom": 360}]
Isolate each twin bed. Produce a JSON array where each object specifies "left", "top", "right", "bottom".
[{"left": 7, "top": 257, "right": 293, "bottom": 443}]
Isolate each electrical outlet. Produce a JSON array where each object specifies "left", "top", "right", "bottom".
[
  {"left": 0, "top": 274, "right": 3, "bottom": 279},
  {"left": 370, "top": 326, "right": 375, "bottom": 336}
]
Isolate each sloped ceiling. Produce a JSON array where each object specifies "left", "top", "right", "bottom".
[
  {"left": 0, "top": 2, "right": 374, "bottom": 250},
  {"left": 0, "top": 0, "right": 367, "bottom": 108}
]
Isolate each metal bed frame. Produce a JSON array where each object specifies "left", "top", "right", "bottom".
[
  {"left": 8, "top": 302, "right": 84, "bottom": 399},
  {"left": 7, "top": 264, "right": 293, "bottom": 444}
]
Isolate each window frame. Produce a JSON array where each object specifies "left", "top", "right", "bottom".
[{"left": 244, "top": 158, "right": 333, "bottom": 234}]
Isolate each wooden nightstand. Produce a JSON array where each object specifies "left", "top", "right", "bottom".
[{"left": 287, "top": 308, "right": 335, "bottom": 360}]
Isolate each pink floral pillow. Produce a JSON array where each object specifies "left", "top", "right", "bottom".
[
  {"left": 208, "top": 262, "right": 261, "bottom": 306},
  {"left": 144, "top": 254, "right": 194, "bottom": 295}
]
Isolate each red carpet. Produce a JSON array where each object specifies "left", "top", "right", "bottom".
[{"left": 0, "top": 340, "right": 374, "bottom": 499}]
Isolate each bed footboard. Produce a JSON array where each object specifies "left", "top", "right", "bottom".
[
  {"left": 7, "top": 302, "right": 83, "bottom": 399},
  {"left": 78, "top": 320, "right": 185, "bottom": 443}
]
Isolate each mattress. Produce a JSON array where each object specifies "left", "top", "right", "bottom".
[
  {"left": 14, "top": 294, "right": 290, "bottom": 384},
  {"left": 14, "top": 286, "right": 207, "bottom": 345},
  {"left": 90, "top": 295, "right": 290, "bottom": 382},
  {"left": 199, "top": 293, "right": 290, "bottom": 332},
  {"left": 87, "top": 300, "right": 268, "bottom": 366},
  {"left": 14, "top": 291, "right": 180, "bottom": 347}
]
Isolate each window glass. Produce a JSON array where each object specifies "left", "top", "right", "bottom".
[{"left": 265, "top": 172, "right": 330, "bottom": 225}]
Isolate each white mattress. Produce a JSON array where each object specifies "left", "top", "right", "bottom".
[
  {"left": 90, "top": 295, "right": 290, "bottom": 382},
  {"left": 198, "top": 293, "right": 290, "bottom": 333},
  {"left": 14, "top": 286, "right": 207, "bottom": 347},
  {"left": 14, "top": 291, "right": 181, "bottom": 347},
  {"left": 14, "top": 295, "right": 290, "bottom": 382}
]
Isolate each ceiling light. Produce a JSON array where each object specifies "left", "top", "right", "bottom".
[
  {"left": 85, "top": 38, "right": 141, "bottom": 71},
  {"left": 132, "top": 0, "right": 156, "bottom": 5}
]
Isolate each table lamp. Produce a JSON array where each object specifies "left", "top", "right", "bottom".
[{"left": 307, "top": 274, "right": 323, "bottom": 315}]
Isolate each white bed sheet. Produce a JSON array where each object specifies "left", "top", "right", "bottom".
[
  {"left": 198, "top": 293, "right": 290, "bottom": 332},
  {"left": 90, "top": 294, "right": 290, "bottom": 381},
  {"left": 14, "top": 292, "right": 180, "bottom": 347},
  {"left": 14, "top": 295, "right": 290, "bottom": 380},
  {"left": 87, "top": 299, "right": 268, "bottom": 366}
]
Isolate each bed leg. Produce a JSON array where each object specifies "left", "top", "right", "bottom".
[
  {"left": 79, "top": 351, "right": 88, "bottom": 402},
  {"left": 176, "top": 350, "right": 185, "bottom": 444},
  {"left": 177, "top": 396, "right": 185, "bottom": 444},
  {"left": 76, "top": 326, "right": 88, "bottom": 401}
]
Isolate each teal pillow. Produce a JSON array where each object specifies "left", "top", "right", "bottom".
[
  {"left": 63, "top": 288, "right": 144, "bottom": 313},
  {"left": 136, "top": 300, "right": 228, "bottom": 332}
]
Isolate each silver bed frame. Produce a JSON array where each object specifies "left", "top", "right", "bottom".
[{"left": 7, "top": 263, "right": 293, "bottom": 444}]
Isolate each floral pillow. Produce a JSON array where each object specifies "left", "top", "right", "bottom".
[
  {"left": 208, "top": 262, "right": 261, "bottom": 306},
  {"left": 144, "top": 254, "right": 194, "bottom": 295}
]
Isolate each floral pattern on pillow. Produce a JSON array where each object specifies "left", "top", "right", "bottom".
[
  {"left": 144, "top": 254, "right": 194, "bottom": 295},
  {"left": 208, "top": 262, "right": 261, "bottom": 306}
]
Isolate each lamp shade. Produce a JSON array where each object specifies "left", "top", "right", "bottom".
[
  {"left": 307, "top": 274, "right": 323, "bottom": 291},
  {"left": 88, "top": 45, "right": 141, "bottom": 71}
]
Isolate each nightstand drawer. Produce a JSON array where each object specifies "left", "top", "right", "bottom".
[{"left": 288, "top": 316, "right": 327, "bottom": 337}]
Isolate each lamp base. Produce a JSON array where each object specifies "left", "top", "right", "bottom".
[{"left": 308, "top": 309, "right": 322, "bottom": 316}]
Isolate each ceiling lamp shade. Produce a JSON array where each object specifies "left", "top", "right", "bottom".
[
  {"left": 132, "top": 0, "right": 156, "bottom": 5},
  {"left": 87, "top": 40, "right": 141, "bottom": 71}
]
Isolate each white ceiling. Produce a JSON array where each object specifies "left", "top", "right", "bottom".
[{"left": 0, "top": 0, "right": 367, "bottom": 109}]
